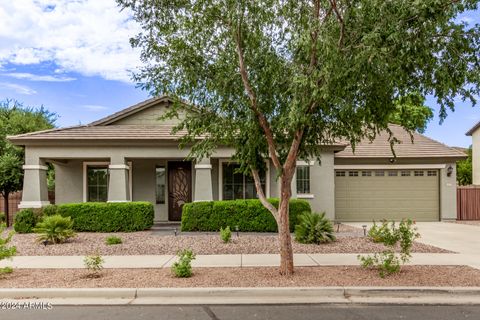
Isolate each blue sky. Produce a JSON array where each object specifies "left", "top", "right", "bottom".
[{"left": 0, "top": 1, "right": 478, "bottom": 147}]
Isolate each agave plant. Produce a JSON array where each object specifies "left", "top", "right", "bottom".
[
  {"left": 33, "top": 215, "right": 76, "bottom": 244},
  {"left": 295, "top": 212, "right": 336, "bottom": 244}
]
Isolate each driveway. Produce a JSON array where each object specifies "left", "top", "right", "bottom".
[{"left": 346, "top": 222, "right": 480, "bottom": 254}]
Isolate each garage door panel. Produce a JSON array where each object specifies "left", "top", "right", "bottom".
[{"left": 335, "top": 169, "right": 439, "bottom": 221}]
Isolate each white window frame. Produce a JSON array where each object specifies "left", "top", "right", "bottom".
[
  {"left": 83, "top": 161, "right": 133, "bottom": 202},
  {"left": 296, "top": 160, "right": 314, "bottom": 199},
  {"left": 218, "top": 159, "right": 270, "bottom": 200}
]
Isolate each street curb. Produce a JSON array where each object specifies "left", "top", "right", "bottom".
[{"left": 2, "top": 287, "right": 480, "bottom": 305}]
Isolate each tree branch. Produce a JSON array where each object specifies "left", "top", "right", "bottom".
[
  {"left": 252, "top": 168, "right": 279, "bottom": 221},
  {"left": 233, "top": 11, "right": 283, "bottom": 171},
  {"left": 328, "top": 0, "right": 345, "bottom": 47}
]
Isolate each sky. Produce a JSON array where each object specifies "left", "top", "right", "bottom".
[{"left": 0, "top": 1, "right": 478, "bottom": 147}]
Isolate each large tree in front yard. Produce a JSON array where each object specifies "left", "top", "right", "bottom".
[{"left": 119, "top": 0, "right": 480, "bottom": 275}]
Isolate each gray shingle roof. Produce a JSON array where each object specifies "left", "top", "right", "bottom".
[{"left": 335, "top": 124, "right": 466, "bottom": 159}]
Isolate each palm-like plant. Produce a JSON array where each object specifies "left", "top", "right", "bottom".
[
  {"left": 295, "top": 212, "right": 336, "bottom": 244},
  {"left": 33, "top": 215, "right": 76, "bottom": 244}
]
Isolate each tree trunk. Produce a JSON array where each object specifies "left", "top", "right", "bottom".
[
  {"left": 3, "top": 192, "right": 9, "bottom": 227},
  {"left": 278, "top": 176, "right": 294, "bottom": 275}
]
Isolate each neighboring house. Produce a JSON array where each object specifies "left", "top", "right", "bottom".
[
  {"left": 466, "top": 122, "right": 480, "bottom": 185},
  {"left": 9, "top": 96, "right": 465, "bottom": 222}
]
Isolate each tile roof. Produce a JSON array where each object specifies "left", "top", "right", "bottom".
[{"left": 335, "top": 124, "right": 466, "bottom": 159}]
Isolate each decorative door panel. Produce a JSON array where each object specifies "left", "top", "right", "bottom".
[{"left": 168, "top": 162, "right": 192, "bottom": 221}]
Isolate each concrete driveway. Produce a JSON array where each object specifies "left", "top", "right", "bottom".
[{"left": 346, "top": 222, "right": 480, "bottom": 254}]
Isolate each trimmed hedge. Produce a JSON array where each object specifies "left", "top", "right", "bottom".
[
  {"left": 52, "top": 202, "right": 154, "bottom": 232},
  {"left": 181, "top": 199, "right": 311, "bottom": 232},
  {"left": 14, "top": 209, "right": 41, "bottom": 233}
]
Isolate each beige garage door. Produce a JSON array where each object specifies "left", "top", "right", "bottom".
[{"left": 335, "top": 169, "right": 439, "bottom": 221}]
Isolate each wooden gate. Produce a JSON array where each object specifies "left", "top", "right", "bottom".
[{"left": 457, "top": 186, "right": 480, "bottom": 220}]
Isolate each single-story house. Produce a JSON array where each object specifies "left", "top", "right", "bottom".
[
  {"left": 466, "top": 121, "right": 480, "bottom": 185},
  {"left": 9, "top": 96, "right": 466, "bottom": 222}
]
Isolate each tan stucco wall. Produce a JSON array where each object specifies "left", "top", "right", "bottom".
[
  {"left": 473, "top": 130, "right": 480, "bottom": 185},
  {"left": 112, "top": 103, "right": 185, "bottom": 125},
  {"left": 440, "top": 162, "right": 457, "bottom": 220},
  {"left": 54, "top": 160, "right": 83, "bottom": 203}
]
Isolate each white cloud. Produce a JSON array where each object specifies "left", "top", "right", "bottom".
[
  {"left": 0, "top": 1, "right": 141, "bottom": 83},
  {"left": 3, "top": 72, "right": 76, "bottom": 82},
  {"left": 0, "top": 82, "right": 36, "bottom": 95},
  {"left": 82, "top": 105, "right": 109, "bottom": 111}
]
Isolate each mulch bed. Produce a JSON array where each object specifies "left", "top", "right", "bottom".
[
  {"left": 0, "top": 266, "right": 478, "bottom": 288},
  {"left": 8, "top": 231, "right": 451, "bottom": 256}
]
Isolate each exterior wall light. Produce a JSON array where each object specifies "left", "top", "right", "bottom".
[{"left": 447, "top": 165, "right": 453, "bottom": 177}]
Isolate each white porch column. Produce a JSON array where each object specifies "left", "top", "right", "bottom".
[
  {"left": 108, "top": 157, "right": 130, "bottom": 202},
  {"left": 194, "top": 158, "right": 213, "bottom": 201},
  {"left": 19, "top": 158, "right": 50, "bottom": 208}
]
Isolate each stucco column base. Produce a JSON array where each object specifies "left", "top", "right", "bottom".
[
  {"left": 194, "top": 159, "right": 213, "bottom": 202},
  {"left": 108, "top": 163, "right": 130, "bottom": 202},
  {"left": 19, "top": 163, "right": 50, "bottom": 208}
]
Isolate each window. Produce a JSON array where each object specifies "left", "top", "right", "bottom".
[
  {"left": 401, "top": 170, "right": 411, "bottom": 176},
  {"left": 375, "top": 171, "right": 385, "bottom": 177},
  {"left": 349, "top": 171, "right": 359, "bottom": 177},
  {"left": 336, "top": 171, "right": 346, "bottom": 177},
  {"left": 156, "top": 166, "right": 166, "bottom": 204},
  {"left": 296, "top": 166, "right": 310, "bottom": 194},
  {"left": 222, "top": 163, "right": 266, "bottom": 200},
  {"left": 414, "top": 170, "right": 424, "bottom": 176},
  {"left": 87, "top": 166, "right": 109, "bottom": 202},
  {"left": 388, "top": 170, "right": 398, "bottom": 177},
  {"left": 427, "top": 170, "right": 437, "bottom": 177},
  {"left": 362, "top": 171, "right": 372, "bottom": 177}
]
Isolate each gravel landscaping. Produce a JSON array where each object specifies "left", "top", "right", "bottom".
[
  {"left": 0, "top": 266, "right": 478, "bottom": 288},
  {"left": 8, "top": 230, "right": 451, "bottom": 256}
]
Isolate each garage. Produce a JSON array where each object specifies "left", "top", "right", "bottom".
[{"left": 335, "top": 169, "right": 440, "bottom": 221}]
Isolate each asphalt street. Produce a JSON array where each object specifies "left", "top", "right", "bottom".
[{"left": 1, "top": 304, "right": 480, "bottom": 320}]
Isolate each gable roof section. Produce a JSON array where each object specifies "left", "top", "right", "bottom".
[
  {"left": 466, "top": 120, "right": 480, "bottom": 136},
  {"left": 335, "top": 124, "right": 466, "bottom": 159}
]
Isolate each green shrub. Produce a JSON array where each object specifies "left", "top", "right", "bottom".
[
  {"left": 220, "top": 226, "right": 231, "bottom": 243},
  {"left": 0, "top": 212, "right": 5, "bottom": 224},
  {"left": 14, "top": 209, "right": 40, "bottom": 233},
  {"left": 294, "top": 212, "right": 336, "bottom": 244},
  {"left": 33, "top": 215, "right": 76, "bottom": 244},
  {"left": 358, "top": 219, "right": 420, "bottom": 278},
  {"left": 105, "top": 236, "right": 123, "bottom": 245},
  {"left": 42, "top": 205, "right": 58, "bottom": 216},
  {"left": 56, "top": 202, "right": 154, "bottom": 232},
  {"left": 0, "top": 223, "right": 16, "bottom": 275},
  {"left": 171, "top": 249, "right": 196, "bottom": 278},
  {"left": 84, "top": 252, "right": 104, "bottom": 278},
  {"left": 367, "top": 220, "right": 397, "bottom": 244},
  {"left": 181, "top": 199, "right": 311, "bottom": 232}
]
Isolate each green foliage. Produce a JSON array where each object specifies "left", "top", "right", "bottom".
[
  {"left": 33, "top": 215, "right": 76, "bottom": 244},
  {"left": 0, "top": 212, "right": 5, "bottom": 223},
  {"left": 42, "top": 205, "right": 58, "bottom": 216},
  {"left": 0, "top": 223, "right": 16, "bottom": 274},
  {"left": 181, "top": 199, "right": 311, "bottom": 232},
  {"left": 105, "top": 236, "right": 123, "bottom": 245},
  {"left": 220, "top": 226, "right": 232, "bottom": 243},
  {"left": 457, "top": 147, "right": 472, "bottom": 186},
  {"left": 294, "top": 212, "right": 336, "bottom": 244},
  {"left": 359, "top": 219, "right": 420, "bottom": 278},
  {"left": 389, "top": 93, "right": 433, "bottom": 134},
  {"left": 83, "top": 252, "right": 104, "bottom": 277},
  {"left": 0, "top": 153, "right": 22, "bottom": 199},
  {"left": 13, "top": 209, "right": 40, "bottom": 233},
  {"left": 55, "top": 202, "right": 154, "bottom": 232},
  {"left": 171, "top": 249, "right": 196, "bottom": 278}
]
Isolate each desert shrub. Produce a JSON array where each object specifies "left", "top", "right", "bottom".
[
  {"left": 56, "top": 202, "right": 154, "bottom": 232},
  {"left": 181, "top": 199, "right": 311, "bottom": 232},
  {"left": 33, "top": 215, "right": 76, "bottom": 244},
  {"left": 42, "top": 205, "right": 58, "bottom": 216},
  {"left": 0, "top": 212, "right": 5, "bottom": 224},
  {"left": 13, "top": 209, "right": 40, "bottom": 233},
  {"left": 220, "top": 226, "right": 231, "bottom": 243},
  {"left": 367, "top": 220, "right": 398, "bottom": 244},
  {"left": 84, "top": 252, "right": 104, "bottom": 278},
  {"left": 105, "top": 236, "right": 123, "bottom": 245},
  {"left": 358, "top": 219, "right": 420, "bottom": 278},
  {"left": 295, "top": 212, "right": 336, "bottom": 244},
  {"left": 171, "top": 249, "right": 196, "bottom": 278},
  {"left": 0, "top": 223, "right": 16, "bottom": 275}
]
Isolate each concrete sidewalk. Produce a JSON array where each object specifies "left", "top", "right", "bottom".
[{"left": 1, "top": 253, "right": 480, "bottom": 269}]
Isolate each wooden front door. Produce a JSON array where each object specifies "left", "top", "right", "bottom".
[{"left": 168, "top": 161, "right": 192, "bottom": 221}]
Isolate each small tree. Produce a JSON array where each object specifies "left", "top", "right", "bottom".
[
  {"left": 457, "top": 146, "right": 473, "bottom": 186},
  {"left": 119, "top": 0, "right": 480, "bottom": 275},
  {"left": 0, "top": 153, "right": 22, "bottom": 227}
]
